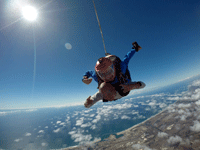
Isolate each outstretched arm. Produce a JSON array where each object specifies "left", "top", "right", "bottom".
[
  {"left": 82, "top": 70, "right": 99, "bottom": 84},
  {"left": 83, "top": 70, "right": 94, "bottom": 78},
  {"left": 123, "top": 49, "right": 136, "bottom": 66},
  {"left": 123, "top": 42, "right": 142, "bottom": 66}
]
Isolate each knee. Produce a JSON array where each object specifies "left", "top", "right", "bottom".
[{"left": 99, "top": 82, "right": 116, "bottom": 101}]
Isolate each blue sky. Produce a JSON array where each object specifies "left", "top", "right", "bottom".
[{"left": 0, "top": 0, "right": 200, "bottom": 109}]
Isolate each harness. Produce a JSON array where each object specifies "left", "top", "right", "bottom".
[{"left": 96, "top": 56, "right": 131, "bottom": 102}]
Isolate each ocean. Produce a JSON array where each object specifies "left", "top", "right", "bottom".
[{"left": 0, "top": 75, "right": 199, "bottom": 150}]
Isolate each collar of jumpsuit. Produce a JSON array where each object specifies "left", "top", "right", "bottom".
[{"left": 95, "top": 55, "right": 116, "bottom": 82}]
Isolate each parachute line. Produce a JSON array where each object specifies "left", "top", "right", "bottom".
[
  {"left": 92, "top": 0, "right": 107, "bottom": 55},
  {"left": 32, "top": 25, "right": 37, "bottom": 98}
]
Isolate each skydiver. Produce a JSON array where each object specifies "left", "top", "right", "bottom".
[{"left": 82, "top": 42, "right": 146, "bottom": 108}]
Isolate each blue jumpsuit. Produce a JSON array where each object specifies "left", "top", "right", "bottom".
[
  {"left": 83, "top": 49, "right": 137, "bottom": 108},
  {"left": 83, "top": 49, "right": 136, "bottom": 85}
]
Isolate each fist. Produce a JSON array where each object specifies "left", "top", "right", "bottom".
[{"left": 82, "top": 78, "right": 92, "bottom": 85}]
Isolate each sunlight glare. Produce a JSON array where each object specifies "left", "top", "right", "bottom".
[
  {"left": 65, "top": 43, "right": 72, "bottom": 50},
  {"left": 22, "top": 6, "right": 38, "bottom": 21}
]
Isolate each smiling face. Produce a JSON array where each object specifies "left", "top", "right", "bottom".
[
  {"left": 95, "top": 57, "right": 116, "bottom": 82},
  {"left": 97, "top": 64, "right": 116, "bottom": 82}
]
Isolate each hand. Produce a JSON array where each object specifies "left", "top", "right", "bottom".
[
  {"left": 132, "top": 41, "right": 142, "bottom": 52},
  {"left": 82, "top": 78, "right": 92, "bottom": 85}
]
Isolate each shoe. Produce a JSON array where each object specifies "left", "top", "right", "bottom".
[
  {"left": 136, "top": 81, "right": 146, "bottom": 89},
  {"left": 132, "top": 42, "right": 142, "bottom": 52}
]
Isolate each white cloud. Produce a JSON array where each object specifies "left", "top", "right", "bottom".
[
  {"left": 195, "top": 100, "right": 200, "bottom": 105},
  {"left": 132, "top": 144, "right": 153, "bottom": 150},
  {"left": 168, "top": 103, "right": 192, "bottom": 121},
  {"left": 70, "top": 129, "right": 92, "bottom": 143},
  {"left": 113, "top": 114, "right": 119, "bottom": 119},
  {"left": 38, "top": 130, "right": 44, "bottom": 134},
  {"left": 90, "top": 102, "right": 135, "bottom": 123},
  {"left": 137, "top": 114, "right": 146, "bottom": 119},
  {"left": 45, "top": 126, "right": 48, "bottom": 129},
  {"left": 76, "top": 117, "right": 84, "bottom": 126},
  {"left": 192, "top": 89, "right": 200, "bottom": 100},
  {"left": 41, "top": 142, "right": 48, "bottom": 147},
  {"left": 90, "top": 114, "right": 95, "bottom": 117},
  {"left": 151, "top": 93, "right": 166, "bottom": 97},
  {"left": 68, "top": 131, "right": 76, "bottom": 135},
  {"left": 190, "top": 120, "right": 200, "bottom": 132},
  {"left": 157, "top": 132, "right": 168, "bottom": 138},
  {"left": 145, "top": 107, "right": 151, "bottom": 111},
  {"left": 25, "top": 132, "right": 31, "bottom": 136},
  {"left": 159, "top": 103, "right": 167, "bottom": 108},
  {"left": 14, "top": 138, "right": 22, "bottom": 142},
  {"left": 167, "top": 97, "right": 180, "bottom": 101},
  {"left": 66, "top": 116, "right": 70, "bottom": 121},
  {"left": 178, "top": 109, "right": 185, "bottom": 114},
  {"left": 164, "top": 78, "right": 200, "bottom": 102},
  {"left": 180, "top": 115, "right": 187, "bottom": 121},
  {"left": 106, "top": 103, "right": 132, "bottom": 110},
  {"left": 138, "top": 102, "right": 146, "bottom": 105},
  {"left": 84, "top": 109, "right": 93, "bottom": 113},
  {"left": 60, "top": 122, "right": 66, "bottom": 126},
  {"left": 0, "top": 109, "right": 38, "bottom": 116},
  {"left": 0, "top": 112, "right": 7, "bottom": 116},
  {"left": 53, "top": 128, "right": 61, "bottom": 133},
  {"left": 56, "top": 121, "right": 61, "bottom": 124},
  {"left": 92, "top": 115, "right": 101, "bottom": 123},
  {"left": 25, "top": 109, "right": 37, "bottom": 112},
  {"left": 132, "top": 111, "right": 139, "bottom": 115},
  {"left": 191, "top": 80, "right": 200, "bottom": 87},
  {"left": 74, "top": 134, "right": 92, "bottom": 143},
  {"left": 90, "top": 125, "right": 97, "bottom": 130},
  {"left": 167, "top": 135, "right": 182, "bottom": 145},
  {"left": 37, "top": 135, "right": 43, "bottom": 138},
  {"left": 121, "top": 115, "right": 131, "bottom": 120},
  {"left": 81, "top": 122, "right": 92, "bottom": 128},
  {"left": 177, "top": 104, "right": 191, "bottom": 108},
  {"left": 148, "top": 100, "right": 156, "bottom": 106},
  {"left": 83, "top": 137, "right": 101, "bottom": 147}
]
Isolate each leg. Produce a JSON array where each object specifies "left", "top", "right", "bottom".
[
  {"left": 122, "top": 81, "right": 146, "bottom": 93},
  {"left": 99, "top": 82, "right": 117, "bottom": 101},
  {"left": 84, "top": 82, "right": 120, "bottom": 108},
  {"left": 84, "top": 91, "right": 103, "bottom": 108}
]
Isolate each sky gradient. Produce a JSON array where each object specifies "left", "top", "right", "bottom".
[{"left": 0, "top": 0, "right": 200, "bottom": 109}]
